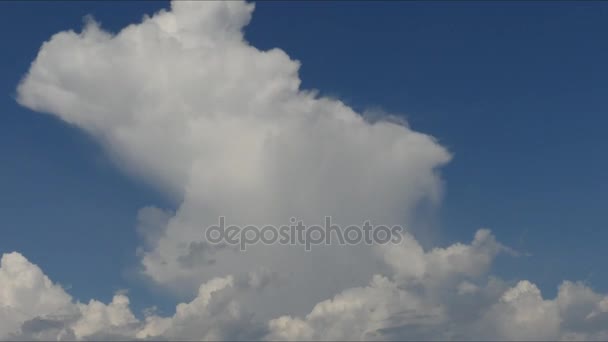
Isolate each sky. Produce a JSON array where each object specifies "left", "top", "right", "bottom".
[{"left": 1, "top": 1, "right": 608, "bottom": 340}]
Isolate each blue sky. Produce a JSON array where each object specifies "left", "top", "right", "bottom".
[{"left": 1, "top": 0, "right": 608, "bottom": 331}]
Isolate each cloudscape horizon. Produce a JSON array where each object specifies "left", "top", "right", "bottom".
[{"left": 2, "top": 1, "right": 608, "bottom": 340}]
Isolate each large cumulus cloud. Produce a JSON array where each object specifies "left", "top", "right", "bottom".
[
  {"left": 8, "top": 0, "right": 608, "bottom": 340},
  {"left": 16, "top": 0, "right": 450, "bottom": 316}
]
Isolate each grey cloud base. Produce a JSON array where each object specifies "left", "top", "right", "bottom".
[{"left": 7, "top": 1, "right": 608, "bottom": 340}]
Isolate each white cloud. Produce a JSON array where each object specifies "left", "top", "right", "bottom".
[
  {"left": 0, "top": 252, "right": 139, "bottom": 340},
  {"left": 16, "top": 0, "right": 450, "bottom": 317},
  {"left": 70, "top": 295, "right": 139, "bottom": 340},
  {"left": 267, "top": 274, "right": 445, "bottom": 341},
  {"left": 10, "top": 0, "right": 608, "bottom": 340},
  {"left": 266, "top": 253, "right": 608, "bottom": 341},
  {"left": 0, "top": 252, "right": 264, "bottom": 341},
  {"left": 265, "top": 230, "right": 506, "bottom": 340},
  {"left": 137, "top": 275, "right": 266, "bottom": 341},
  {"left": 3, "top": 242, "right": 608, "bottom": 340},
  {"left": 0, "top": 252, "right": 73, "bottom": 339},
  {"left": 381, "top": 229, "right": 506, "bottom": 286}
]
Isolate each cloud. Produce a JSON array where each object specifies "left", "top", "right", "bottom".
[
  {"left": 4, "top": 241, "right": 608, "bottom": 340},
  {"left": 266, "top": 243, "right": 608, "bottom": 341},
  {"left": 265, "top": 230, "right": 507, "bottom": 340},
  {"left": 10, "top": 0, "right": 608, "bottom": 340},
  {"left": 0, "top": 252, "right": 139, "bottom": 340},
  {"left": 16, "top": 0, "right": 450, "bottom": 316},
  {"left": 0, "top": 252, "right": 265, "bottom": 341},
  {"left": 0, "top": 252, "right": 73, "bottom": 339},
  {"left": 137, "top": 276, "right": 266, "bottom": 341}
]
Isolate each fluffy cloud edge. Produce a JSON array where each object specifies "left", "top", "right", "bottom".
[{"left": 3, "top": 230, "right": 608, "bottom": 341}]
